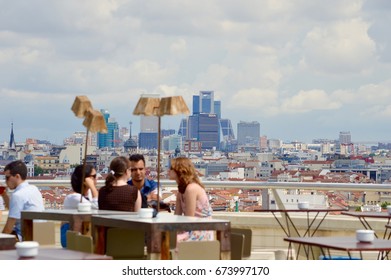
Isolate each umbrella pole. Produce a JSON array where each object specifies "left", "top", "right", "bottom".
[
  {"left": 80, "top": 128, "right": 89, "bottom": 203},
  {"left": 157, "top": 116, "right": 161, "bottom": 212}
]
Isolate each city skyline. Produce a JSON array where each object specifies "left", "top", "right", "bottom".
[{"left": 0, "top": 1, "right": 390, "bottom": 144}]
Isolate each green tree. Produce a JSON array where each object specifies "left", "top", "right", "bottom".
[{"left": 34, "top": 165, "right": 44, "bottom": 176}]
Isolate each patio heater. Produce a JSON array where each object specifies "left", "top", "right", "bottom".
[
  {"left": 133, "top": 95, "right": 190, "bottom": 212},
  {"left": 71, "top": 96, "right": 107, "bottom": 204}
]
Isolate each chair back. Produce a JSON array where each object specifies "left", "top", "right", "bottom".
[
  {"left": 33, "top": 221, "right": 56, "bottom": 246},
  {"left": 66, "top": 230, "right": 80, "bottom": 251},
  {"left": 177, "top": 240, "right": 220, "bottom": 260},
  {"left": 74, "top": 234, "right": 93, "bottom": 253},
  {"left": 231, "top": 228, "right": 252, "bottom": 258},
  {"left": 105, "top": 228, "right": 145, "bottom": 260},
  {"left": 230, "top": 232, "right": 245, "bottom": 260}
]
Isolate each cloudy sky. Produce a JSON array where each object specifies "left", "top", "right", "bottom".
[{"left": 0, "top": 0, "right": 390, "bottom": 145}]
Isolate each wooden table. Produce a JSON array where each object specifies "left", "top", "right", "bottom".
[
  {"left": 284, "top": 236, "right": 391, "bottom": 260},
  {"left": 255, "top": 208, "right": 345, "bottom": 237},
  {"left": 0, "top": 247, "right": 112, "bottom": 260},
  {"left": 21, "top": 209, "right": 135, "bottom": 241},
  {"left": 91, "top": 213, "right": 231, "bottom": 260},
  {"left": 341, "top": 211, "right": 391, "bottom": 238},
  {"left": 0, "top": 233, "right": 17, "bottom": 250}
]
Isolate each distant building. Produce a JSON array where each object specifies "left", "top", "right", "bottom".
[
  {"left": 97, "top": 109, "right": 119, "bottom": 148},
  {"left": 237, "top": 121, "right": 260, "bottom": 147},
  {"left": 220, "top": 119, "right": 235, "bottom": 141},
  {"left": 178, "top": 118, "right": 187, "bottom": 138},
  {"left": 124, "top": 121, "right": 138, "bottom": 153},
  {"left": 139, "top": 132, "right": 158, "bottom": 149}
]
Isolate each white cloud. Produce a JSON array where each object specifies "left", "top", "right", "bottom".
[
  {"left": 301, "top": 19, "right": 376, "bottom": 74},
  {"left": 281, "top": 90, "right": 341, "bottom": 113}
]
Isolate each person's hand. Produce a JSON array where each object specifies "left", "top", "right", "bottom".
[
  {"left": 84, "top": 177, "right": 96, "bottom": 191},
  {"left": 84, "top": 177, "right": 98, "bottom": 198}
]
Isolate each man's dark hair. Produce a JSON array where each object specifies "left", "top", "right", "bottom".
[
  {"left": 4, "top": 160, "right": 28, "bottom": 180},
  {"left": 129, "top": 154, "right": 145, "bottom": 165}
]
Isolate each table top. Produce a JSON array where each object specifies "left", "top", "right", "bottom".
[
  {"left": 284, "top": 236, "right": 391, "bottom": 252},
  {"left": 255, "top": 208, "right": 346, "bottom": 213},
  {"left": 21, "top": 209, "right": 136, "bottom": 221},
  {"left": 92, "top": 213, "right": 231, "bottom": 231},
  {"left": 341, "top": 211, "right": 391, "bottom": 219},
  {"left": 0, "top": 247, "right": 113, "bottom": 260}
]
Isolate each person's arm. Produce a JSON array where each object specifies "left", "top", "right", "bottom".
[
  {"left": 174, "top": 192, "right": 183, "bottom": 215},
  {"left": 147, "top": 189, "right": 159, "bottom": 201},
  {"left": 183, "top": 184, "right": 198, "bottom": 217},
  {"left": 84, "top": 177, "right": 98, "bottom": 199},
  {"left": 2, "top": 217, "right": 16, "bottom": 234},
  {"left": 1, "top": 192, "right": 9, "bottom": 209},
  {"left": 134, "top": 190, "right": 142, "bottom": 212}
]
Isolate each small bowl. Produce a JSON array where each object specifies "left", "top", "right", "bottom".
[
  {"left": 387, "top": 205, "right": 391, "bottom": 215},
  {"left": 15, "top": 241, "right": 39, "bottom": 257},
  {"left": 356, "top": 229, "right": 375, "bottom": 243},
  {"left": 77, "top": 202, "right": 91, "bottom": 212},
  {"left": 298, "top": 201, "right": 309, "bottom": 210},
  {"left": 138, "top": 208, "right": 154, "bottom": 218}
]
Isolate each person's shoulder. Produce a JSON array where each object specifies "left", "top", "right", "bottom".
[
  {"left": 185, "top": 183, "right": 202, "bottom": 192},
  {"left": 145, "top": 178, "right": 157, "bottom": 188}
]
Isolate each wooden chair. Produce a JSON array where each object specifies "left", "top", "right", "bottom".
[
  {"left": 105, "top": 228, "right": 146, "bottom": 260},
  {"left": 66, "top": 230, "right": 93, "bottom": 253},
  {"left": 231, "top": 228, "right": 252, "bottom": 258},
  {"left": 177, "top": 240, "right": 220, "bottom": 260},
  {"left": 32, "top": 221, "right": 56, "bottom": 246},
  {"left": 230, "top": 232, "right": 245, "bottom": 260},
  {"left": 66, "top": 230, "right": 80, "bottom": 251},
  {"left": 74, "top": 234, "right": 93, "bottom": 253}
]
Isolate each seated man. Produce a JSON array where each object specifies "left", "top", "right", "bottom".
[
  {"left": 127, "top": 154, "right": 159, "bottom": 208},
  {"left": 2, "top": 160, "right": 44, "bottom": 241}
]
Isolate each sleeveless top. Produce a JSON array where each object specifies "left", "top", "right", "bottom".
[
  {"left": 98, "top": 184, "right": 138, "bottom": 211},
  {"left": 178, "top": 188, "right": 212, "bottom": 218},
  {"left": 176, "top": 185, "right": 214, "bottom": 243}
]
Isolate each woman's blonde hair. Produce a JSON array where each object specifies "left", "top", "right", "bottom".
[{"left": 170, "top": 157, "right": 204, "bottom": 193}]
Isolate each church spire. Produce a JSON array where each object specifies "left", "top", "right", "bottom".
[{"left": 9, "top": 122, "right": 15, "bottom": 150}]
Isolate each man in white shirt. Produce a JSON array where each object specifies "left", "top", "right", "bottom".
[{"left": 1, "top": 160, "right": 44, "bottom": 241}]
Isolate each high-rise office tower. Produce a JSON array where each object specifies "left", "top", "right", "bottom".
[
  {"left": 220, "top": 119, "right": 235, "bottom": 141},
  {"left": 237, "top": 121, "right": 260, "bottom": 147},
  {"left": 214, "top": 100, "right": 221, "bottom": 119},
  {"left": 193, "top": 95, "right": 200, "bottom": 115},
  {"left": 200, "top": 91, "right": 214, "bottom": 113},
  {"left": 138, "top": 94, "right": 159, "bottom": 149},
  {"left": 97, "top": 109, "right": 120, "bottom": 148},
  {"left": 178, "top": 118, "right": 187, "bottom": 138},
  {"left": 197, "top": 113, "right": 219, "bottom": 150}
]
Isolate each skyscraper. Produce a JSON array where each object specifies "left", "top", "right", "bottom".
[
  {"left": 200, "top": 91, "right": 214, "bottom": 113},
  {"left": 220, "top": 119, "right": 235, "bottom": 141},
  {"left": 138, "top": 93, "right": 159, "bottom": 149},
  {"left": 197, "top": 113, "right": 219, "bottom": 150},
  {"left": 97, "top": 109, "right": 119, "bottom": 148},
  {"left": 237, "top": 121, "right": 260, "bottom": 147},
  {"left": 192, "top": 95, "right": 200, "bottom": 115},
  {"left": 178, "top": 118, "right": 187, "bottom": 138}
]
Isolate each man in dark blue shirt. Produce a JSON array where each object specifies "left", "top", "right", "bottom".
[{"left": 127, "top": 154, "right": 158, "bottom": 208}]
